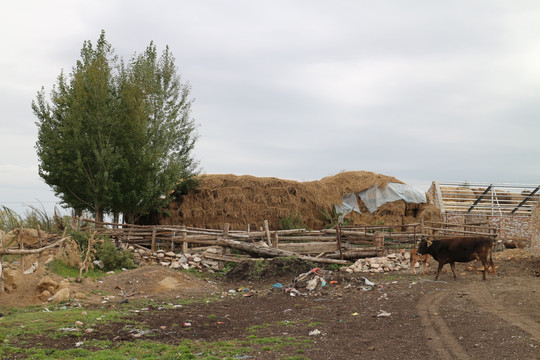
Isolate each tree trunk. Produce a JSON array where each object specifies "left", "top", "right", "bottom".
[{"left": 215, "top": 238, "right": 349, "bottom": 265}]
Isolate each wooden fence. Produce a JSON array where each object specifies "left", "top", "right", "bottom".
[{"left": 0, "top": 218, "right": 502, "bottom": 293}]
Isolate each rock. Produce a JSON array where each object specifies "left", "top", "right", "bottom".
[
  {"left": 170, "top": 261, "right": 181, "bottom": 269},
  {"left": 157, "top": 277, "right": 179, "bottom": 291},
  {"left": 160, "top": 261, "right": 171, "bottom": 267},
  {"left": 178, "top": 255, "right": 188, "bottom": 264},
  {"left": 38, "top": 290, "right": 52, "bottom": 302},
  {"left": 157, "top": 253, "right": 165, "bottom": 258},
  {"left": 38, "top": 276, "right": 58, "bottom": 294},
  {"left": 58, "top": 280, "right": 70, "bottom": 290},
  {"left": 50, "top": 288, "right": 70, "bottom": 303},
  {"left": 3, "top": 269, "right": 17, "bottom": 293},
  {"left": 165, "top": 252, "right": 176, "bottom": 257}
]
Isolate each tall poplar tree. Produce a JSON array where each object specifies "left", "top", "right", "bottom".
[
  {"left": 115, "top": 43, "right": 199, "bottom": 223},
  {"left": 33, "top": 31, "right": 199, "bottom": 222}
]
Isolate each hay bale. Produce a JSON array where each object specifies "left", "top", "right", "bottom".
[{"left": 165, "top": 171, "right": 439, "bottom": 230}]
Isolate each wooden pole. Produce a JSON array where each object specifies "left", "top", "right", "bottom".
[
  {"left": 336, "top": 216, "right": 344, "bottom": 260},
  {"left": 264, "top": 220, "right": 271, "bottom": 246},
  {"left": 19, "top": 229, "right": 24, "bottom": 271},
  {"left": 151, "top": 228, "right": 157, "bottom": 252},
  {"left": 272, "top": 231, "right": 279, "bottom": 249},
  {"left": 0, "top": 231, "right": 4, "bottom": 294},
  {"left": 216, "top": 238, "right": 349, "bottom": 265},
  {"left": 218, "top": 223, "right": 230, "bottom": 270},
  {"left": 181, "top": 226, "right": 188, "bottom": 254}
]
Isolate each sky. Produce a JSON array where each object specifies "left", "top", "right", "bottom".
[{"left": 1, "top": 1, "right": 540, "bottom": 216}]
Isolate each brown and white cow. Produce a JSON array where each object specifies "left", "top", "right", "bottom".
[
  {"left": 409, "top": 248, "right": 430, "bottom": 274},
  {"left": 416, "top": 237, "right": 495, "bottom": 281}
]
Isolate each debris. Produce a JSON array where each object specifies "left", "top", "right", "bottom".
[
  {"left": 377, "top": 310, "right": 391, "bottom": 317},
  {"left": 363, "top": 277, "right": 375, "bottom": 286},
  {"left": 309, "top": 329, "right": 322, "bottom": 336}
]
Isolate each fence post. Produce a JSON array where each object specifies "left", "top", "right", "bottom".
[
  {"left": 272, "top": 231, "right": 279, "bottom": 249},
  {"left": 264, "top": 220, "right": 271, "bottom": 246},
  {"left": 181, "top": 226, "right": 188, "bottom": 254},
  {"left": 0, "top": 232, "right": 4, "bottom": 294},
  {"left": 19, "top": 229, "right": 24, "bottom": 272},
  {"left": 218, "top": 223, "right": 230, "bottom": 270},
  {"left": 151, "top": 228, "right": 157, "bottom": 252},
  {"left": 374, "top": 231, "right": 384, "bottom": 256}
]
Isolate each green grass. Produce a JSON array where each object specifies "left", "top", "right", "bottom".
[
  {"left": 0, "top": 305, "right": 314, "bottom": 360},
  {"left": 46, "top": 259, "right": 107, "bottom": 280}
]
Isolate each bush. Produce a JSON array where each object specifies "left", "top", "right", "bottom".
[
  {"left": 94, "top": 238, "right": 136, "bottom": 271},
  {"left": 279, "top": 212, "right": 307, "bottom": 230}
]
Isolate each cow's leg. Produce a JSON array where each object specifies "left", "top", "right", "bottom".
[
  {"left": 481, "top": 257, "right": 488, "bottom": 280},
  {"left": 449, "top": 262, "right": 457, "bottom": 279},
  {"left": 411, "top": 257, "right": 417, "bottom": 274},
  {"left": 422, "top": 259, "right": 429, "bottom": 274},
  {"left": 435, "top": 262, "right": 444, "bottom": 280}
]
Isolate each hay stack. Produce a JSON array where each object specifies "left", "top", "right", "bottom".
[{"left": 163, "top": 171, "right": 440, "bottom": 230}]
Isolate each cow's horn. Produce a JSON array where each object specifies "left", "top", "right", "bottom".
[{"left": 427, "top": 240, "right": 432, "bottom": 246}]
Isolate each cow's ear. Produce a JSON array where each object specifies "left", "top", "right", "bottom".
[{"left": 427, "top": 240, "right": 432, "bottom": 246}]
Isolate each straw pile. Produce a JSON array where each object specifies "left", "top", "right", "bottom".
[{"left": 163, "top": 171, "right": 440, "bottom": 230}]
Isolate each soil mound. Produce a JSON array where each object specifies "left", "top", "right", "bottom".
[
  {"left": 226, "top": 258, "right": 315, "bottom": 282},
  {"left": 164, "top": 171, "right": 441, "bottom": 230}
]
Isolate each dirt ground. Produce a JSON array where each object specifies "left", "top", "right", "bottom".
[{"left": 2, "top": 248, "right": 540, "bottom": 359}]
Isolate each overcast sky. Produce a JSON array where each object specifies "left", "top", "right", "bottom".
[{"left": 1, "top": 1, "right": 539, "bottom": 215}]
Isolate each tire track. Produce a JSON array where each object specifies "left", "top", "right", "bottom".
[
  {"left": 417, "top": 290, "right": 472, "bottom": 360},
  {"left": 466, "top": 282, "right": 540, "bottom": 342}
]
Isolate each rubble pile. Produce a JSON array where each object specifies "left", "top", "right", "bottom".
[
  {"left": 342, "top": 251, "right": 411, "bottom": 273},
  {"left": 36, "top": 276, "right": 86, "bottom": 303},
  {"left": 130, "top": 247, "right": 221, "bottom": 271}
]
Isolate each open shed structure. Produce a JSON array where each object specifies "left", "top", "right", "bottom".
[{"left": 428, "top": 181, "right": 540, "bottom": 241}]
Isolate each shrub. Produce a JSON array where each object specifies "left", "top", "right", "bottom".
[
  {"left": 94, "top": 238, "right": 136, "bottom": 271},
  {"left": 279, "top": 212, "right": 307, "bottom": 230}
]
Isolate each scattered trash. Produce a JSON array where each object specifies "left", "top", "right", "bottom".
[
  {"left": 23, "top": 262, "right": 38, "bottom": 275},
  {"left": 75, "top": 341, "right": 83, "bottom": 347},
  {"left": 330, "top": 280, "right": 338, "bottom": 284},
  {"left": 352, "top": 312, "right": 359, "bottom": 316},
  {"left": 273, "top": 283, "right": 284, "bottom": 289},
  {"left": 183, "top": 322, "right": 192, "bottom": 327},
  {"left": 59, "top": 327, "right": 78, "bottom": 332},
  {"left": 363, "top": 277, "right": 375, "bottom": 286},
  {"left": 309, "top": 329, "right": 322, "bottom": 336},
  {"left": 377, "top": 310, "right": 391, "bottom": 317},
  {"left": 74, "top": 321, "right": 84, "bottom": 326}
]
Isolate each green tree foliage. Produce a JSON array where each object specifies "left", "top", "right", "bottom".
[{"left": 33, "top": 31, "right": 199, "bottom": 222}]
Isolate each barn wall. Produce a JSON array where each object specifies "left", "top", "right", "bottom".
[{"left": 445, "top": 213, "right": 533, "bottom": 242}]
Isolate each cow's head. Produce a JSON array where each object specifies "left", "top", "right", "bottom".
[{"left": 417, "top": 239, "right": 431, "bottom": 255}]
